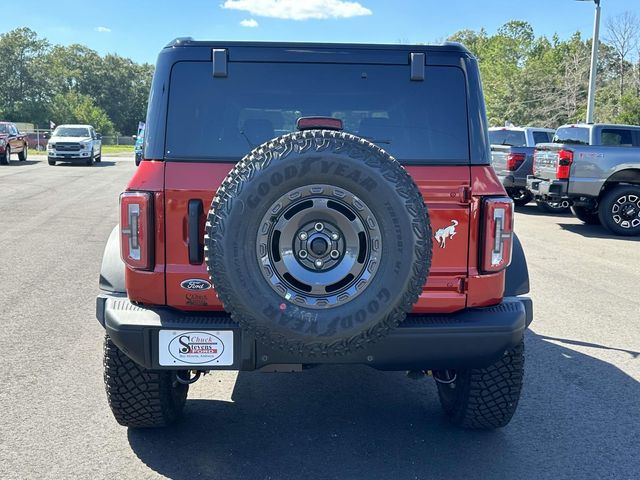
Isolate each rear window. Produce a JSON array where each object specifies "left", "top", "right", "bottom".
[
  {"left": 165, "top": 62, "right": 469, "bottom": 164},
  {"left": 532, "top": 131, "right": 553, "bottom": 144},
  {"left": 553, "top": 126, "right": 590, "bottom": 145},
  {"left": 53, "top": 127, "right": 90, "bottom": 137},
  {"left": 488, "top": 130, "right": 526, "bottom": 147},
  {"left": 600, "top": 128, "right": 636, "bottom": 147}
]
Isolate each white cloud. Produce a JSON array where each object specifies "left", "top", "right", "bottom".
[
  {"left": 95, "top": 26, "right": 112, "bottom": 33},
  {"left": 221, "top": 0, "right": 372, "bottom": 21},
  {"left": 240, "top": 18, "right": 259, "bottom": 27}
]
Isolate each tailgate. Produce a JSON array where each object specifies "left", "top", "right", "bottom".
[
  {"left": 490, "top": 145, "right": 510, "bottom": 176},
  {"left": 533, "top": 144, "right": 561, "bottom": 180},
  {"left": 163, "top": 162, "right": 471, "bottom": 314}
]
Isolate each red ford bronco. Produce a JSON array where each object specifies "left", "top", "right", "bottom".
[{"left": 97, "top": 39, "right": 532, "bottom": 430}]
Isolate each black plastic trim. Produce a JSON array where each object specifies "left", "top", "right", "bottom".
[
  {"left": 504, "top": 233, "right": 530, "bottom": 297},
  {"left": 97, "top": 293, "right": 531, "bottom": 371},
  {"left": 187, "top": 199, "right": 204, "bottom": 264},
  {"left": 98, "top": 225, "right": 126, "bottom": 293}
]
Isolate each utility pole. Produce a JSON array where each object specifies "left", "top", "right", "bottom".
[{"left": 583, "top": 0, "right": 602, "bottom": 123}]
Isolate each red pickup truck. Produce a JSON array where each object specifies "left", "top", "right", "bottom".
[{"left": 0, "top": 122, "right": 28, "bottom": 164}]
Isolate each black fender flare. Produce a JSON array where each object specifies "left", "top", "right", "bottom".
[
  {"left": 99, "top": 225, "right": 126, "bottom": 293},
  {"left": 504, "top": 233, "right": 529, "bottom": 296}
]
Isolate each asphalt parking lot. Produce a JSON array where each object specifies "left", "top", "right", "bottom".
[{"left": 0, "top": 156, "right": 638, "bottom": 480}]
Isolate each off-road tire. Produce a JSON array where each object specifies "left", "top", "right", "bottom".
[
  {"left": 48, "top": 157, "right": 56, "bottom": 166},
  {"left": 571, "top": 205, "right": 600, "bottom": 225},
  {"left": 0, "top": 146, "right": 10, "bottom": 165},
  {"left": 598, "top": 185, "right": 640, "bottom": 236},
  {"left": 536, "top": 200, "right": 569, "bottom": 214},
  {"left": 18, "top": 144, "right": 27, "bottom": 161},
  {"left": 436, "top": 340, "right": 524, "bottom": 429},
  {"left": 103, "top": 335, "right": 188, "bottom": 428},
  {"left": 205, "top": 130, "right": 432, "bottom": 356}
]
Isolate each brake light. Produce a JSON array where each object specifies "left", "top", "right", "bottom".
[
  {"left": 296, "top": 117, "right": 343, "bottom": 131},
  {"left": 481, "top": 197, "right": 513, "bottom": 273},
  {"left": 120, "top": 191, "right": 153, "bottom": 270},
  {"left": 556, "top": 149, "right": 573, "bottom": 179},
  {"left": 506, "top": 152, "right": 525, "bottom": 171}
]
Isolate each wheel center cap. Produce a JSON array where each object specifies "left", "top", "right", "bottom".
[{"left": 310, "top": 237, "right": 329, "bottom": 256}]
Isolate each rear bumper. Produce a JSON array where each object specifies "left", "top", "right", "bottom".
[
  {"left": 96, "top": 293, "right": 532, "bottom": 371},
  {"left": 527, "top": 176, "right": 569, "bottom": 200},
  {"left": 498, "top": 174, "right": 526, "bottom": 189}
]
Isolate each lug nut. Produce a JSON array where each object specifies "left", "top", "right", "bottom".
[
  {"left": 331, "top": 233, "right": 339, "bottom": 241},
  {"left": 299, "top": 250, "right": 308, "bottom": 259},
  {"left": 314, "top": 222, "right": 324, "bottom": 232},
  {"left": 330, "top": 250, "right": 340, "bottom": 259},
  {"left": 315, "top": 259, "right": 323, "bottom": 268},
  {"left": 299, "top": 231, "right": 308, "bottom": 240}
]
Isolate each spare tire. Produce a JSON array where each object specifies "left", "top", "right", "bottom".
[{"left": 205, "top": 130, "right": 432, "bottom": 356}]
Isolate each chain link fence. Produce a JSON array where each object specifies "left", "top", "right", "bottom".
[
  {"left": 100, "top": 136, "right": 136, "bottom": 146},
  {"left": 21, "top": 129, "right": 136, "bottom": 150}
]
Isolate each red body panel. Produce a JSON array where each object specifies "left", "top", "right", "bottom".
[
  {"left": 124, "top": 161, "right": 166, "bottom": 305},
  {"left": 125, "top": 161, "right": 508, "bottom": 313}
]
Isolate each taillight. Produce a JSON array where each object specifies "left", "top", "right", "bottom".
[
  {"left": 506, "top": 152, "right": 525, "bottom": 171},
  {"left": 556, "top": 149, "right": 573, "bottom": 179},
  {"left": 481, "top": 197, "right": 513, "bottom": 273},
  {"left": 120, "top": 191, "right": 153, "bottom": 270}
]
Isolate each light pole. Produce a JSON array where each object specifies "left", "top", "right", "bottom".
[{"left": 578, "top": 0, "right": 602, "bottom": 123}]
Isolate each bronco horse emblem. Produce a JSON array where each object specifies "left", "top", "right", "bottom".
[{"left": 434, "top": 220, "right": 459, "bottom": 248}]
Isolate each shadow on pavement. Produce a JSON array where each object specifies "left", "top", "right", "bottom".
[
  {"left": 515, "top": 204, "right": 572, "bottom": 217},
  {"left": 53, "top": 161, "right": 116, "bottom": 167},
  {"left": 127, "top": 331, "right": 640, "bottom": 479},
  {"left": 538, "top": 334, "right": 640, "bottom": 358},
  {"left": 558, "top": 223, "right": 640, "bottom": 242},
  {"left": 4, "top": 160, "right": 39, "bottom": 166}
]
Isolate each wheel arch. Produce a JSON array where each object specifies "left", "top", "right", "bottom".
[
  {"left": 99, "top": 225, "right": 126, "bottom": 293},
  {"left": 504, "top": 233, "right": 529, "bottom": 296},
  {"left": 600, "top": 168, "right": 640, "bottom": 198}
]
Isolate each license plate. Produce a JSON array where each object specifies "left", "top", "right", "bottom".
[{"left": 158, "top": 330, "right": 234, "bottom": 366}]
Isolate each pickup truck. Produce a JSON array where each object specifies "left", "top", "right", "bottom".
[
  {"left": 0, "top": 121, "right": 28, "bottom": 164},
  {"left": 527, "top": 123, "right": 640, "bottom": 236},
  {"left": 47, "top": 124, "right": 102, "bottom": 166},
  {"left": 489, "top": 127, "right": 565, "bottom": 212}
]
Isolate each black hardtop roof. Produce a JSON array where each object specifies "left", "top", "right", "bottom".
[{"left": 164, "top": 38, "right": 470, "bottom": 54}]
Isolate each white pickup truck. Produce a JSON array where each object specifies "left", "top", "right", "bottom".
[{"left": 47, "top": 124, "right": 102, "bottom": 166}]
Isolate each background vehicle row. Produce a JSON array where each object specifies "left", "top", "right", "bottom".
[
  {"left": 528, "top": 123, "right": 640, "bottom": 236},
  {"left": 489, "top": 126, "right": 568, "bottom": 212}
]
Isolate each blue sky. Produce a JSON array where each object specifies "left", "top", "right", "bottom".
[{"left": 8, "top": 0, "right": 639, "bottom": 64}]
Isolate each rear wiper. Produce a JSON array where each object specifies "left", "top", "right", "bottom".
[
  {"left": 364, "top": 137, "right": 392, "bottom": 144},
  {"left": 239, "top": 129, "right": 255, "bottom": 148}
]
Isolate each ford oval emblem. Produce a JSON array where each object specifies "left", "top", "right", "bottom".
[{"left": 180, "top": 279, "right": 212, "bottom": 291}]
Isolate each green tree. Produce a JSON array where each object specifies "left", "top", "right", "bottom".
[
  {"left": 49, "top": 92, "right": 115, "bottom": 135},
  {"left": 0, "top": 28, "right": 51, "bottom": 125},
  {"left": 615, "top": 93, "right": 640, "bottom": 125}
]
